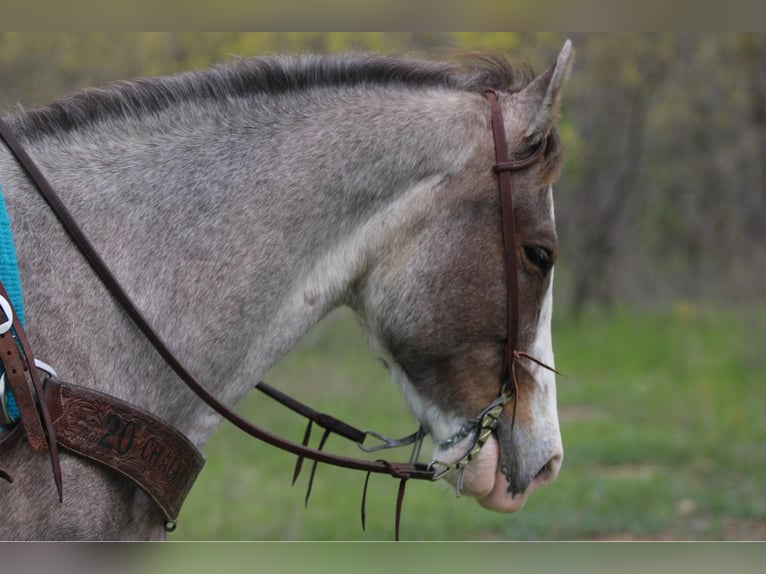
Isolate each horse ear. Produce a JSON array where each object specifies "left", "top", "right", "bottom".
[{"left": 520, "top": 39, "right": 574, "bottom": 140}]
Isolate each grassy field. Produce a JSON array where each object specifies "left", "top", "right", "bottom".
[{"left": 170, "top": 303, "right": 766, "bottom": 540}]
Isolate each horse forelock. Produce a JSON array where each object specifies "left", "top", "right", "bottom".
[{"left": 9, "top": 52, "right": 534, "bottom": 140}]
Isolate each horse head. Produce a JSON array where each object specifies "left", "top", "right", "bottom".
[{"left": 354, "top": 41, "right": 574, "bottom": 512}]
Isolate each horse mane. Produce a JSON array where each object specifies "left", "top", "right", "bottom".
[{"left": 12, "top": 53, "right": 534, "bottom": 139}]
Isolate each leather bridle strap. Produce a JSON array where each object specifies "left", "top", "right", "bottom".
[
  {"left": 0, "top": 279, "right": 63, "bottom": 500},
  {"left": 0, "top": 117, "right": 434, "bottom": 484},
  {"left": 401, "top": 92, "right": 551, "bottom": 489},
  {"left": 483, "top": 89, "right": 547, "bottom": 378},
  {"left": 424, "top": 91, "right": 548, "bottom": 485}
]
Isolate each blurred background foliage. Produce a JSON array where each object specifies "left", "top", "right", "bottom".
[
  {"left": 2, "top": 32, "right": 764, "bottom": 313},
  {"left": 1, "top": 33, "right": 764, "bottom": 540}
]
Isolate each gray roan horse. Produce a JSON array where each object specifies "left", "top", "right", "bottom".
[{"left": 0, "top": 41, "right": 573, "bottom": 539}]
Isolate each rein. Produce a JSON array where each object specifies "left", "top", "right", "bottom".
[{"left": 0, "top": 88, "right": 547, "bottom": 539}]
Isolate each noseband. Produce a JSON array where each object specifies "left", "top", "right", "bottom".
[{"left": 0, "top": 88, "right": 550, "bottom": 539}]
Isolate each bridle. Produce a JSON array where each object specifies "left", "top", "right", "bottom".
[
  {"left": 427, "top": 90, "right": 555, "bottom": 491},
  {"left": 0, "top": 87, "right": 550, "bottom": 539}
]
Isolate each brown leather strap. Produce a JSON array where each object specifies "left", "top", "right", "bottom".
[
  {"left": 0, "top": 280, "right": 63, "bottom": 499},
  {"left": 483, "top": 89, "right": 547, "bottom": 377},
  {"left": 0, "top": 331, "right": 47, "bottom": 451},
  {"left": 255, "top": 381, "right": 366, "bottom": 444},
  {"left": 42, "top": 378, "right": 205, "bottom": 522}
]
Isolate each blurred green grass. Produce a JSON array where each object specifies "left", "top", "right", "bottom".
[{"left": 171, "top": 303, "right": 766, "bottom": 540}]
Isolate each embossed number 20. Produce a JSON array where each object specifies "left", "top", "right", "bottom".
[{"left": 97, "top": 412, "right": 137, "bottom": 455}]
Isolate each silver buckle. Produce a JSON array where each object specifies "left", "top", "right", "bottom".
[
  {"left": 0, "top": 293, "right": 14, "bottom": 335},
  {"left": 0, "top": 373, "right": 12, "bottom": 426},
  {"left": 0, "top": 359, "right": 58, "bottom": 427}
]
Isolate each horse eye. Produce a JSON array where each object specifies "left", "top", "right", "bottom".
[{"left": 523, "top": 246, "right": 554, "bottom": 274}]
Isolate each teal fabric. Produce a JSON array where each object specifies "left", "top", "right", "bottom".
[{"left": 0, "top": 183, "right": 24, "bottom": 422}]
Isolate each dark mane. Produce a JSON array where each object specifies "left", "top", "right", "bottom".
[{"left": 13, "top": 53, "right": 534, "bottom": 138}]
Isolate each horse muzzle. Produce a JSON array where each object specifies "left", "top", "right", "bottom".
[
  {"left": 481, "top": 435, "right": 563, "bottom": 512},
  {"left": 432, "top": 422, "right": 563, "bottom": 513}
]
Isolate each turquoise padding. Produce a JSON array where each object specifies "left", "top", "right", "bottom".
[
  {"left": 0, "top": 185, "right": 24, "bottom": 327},
  {"left": 0, "top": 183, "right": 24, "bottom": 422}
]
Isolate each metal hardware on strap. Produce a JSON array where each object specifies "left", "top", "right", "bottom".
[
  {"left": 256, "top": 378, "right": 431, "bottom": 516},
  {"left": 258, "top": 378, "right": 426, "bottom": 460},
  {"left": 0, "top": 280, "right": 63, "bottom": 500},
  {"left": 428, "top": 387, "right": 513, "bottom": 490},
  {"left": 356, "top": 427, "right": 425, "bottom": 454},
  {"left": 0, "top": 293, "right": 14, "bottom": 334},
  {"left": 1, "top": 359, "right": 58, "bottom": 426},
  {"left": 0, "top": 370, "right": 11, "bottom": 426}
]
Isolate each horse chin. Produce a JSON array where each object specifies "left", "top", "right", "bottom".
[
  {"left": 477, "top": 463, "right": 529, "bottom": 513},
  {"left": 434, "top": 435, "right": 530, "bottom": 513}
]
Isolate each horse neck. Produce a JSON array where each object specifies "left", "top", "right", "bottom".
[{"left": 0, "top": 88, "right": 482, "bottom": 447}]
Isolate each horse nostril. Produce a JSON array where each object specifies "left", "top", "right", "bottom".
[{"left": 534, "top": 451, "right": 563, "bottom": 484}]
